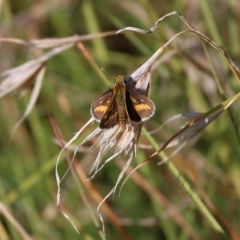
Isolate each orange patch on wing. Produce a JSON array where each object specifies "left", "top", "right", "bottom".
[
  {"left": 135, "top": 104, "right": 151, "bottom": 111},
  {"left": 94, "top": 106, "right": 108, "bottom": 112}
]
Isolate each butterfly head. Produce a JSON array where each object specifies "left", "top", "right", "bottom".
[{"left": 115, "top": 75, "right": 125, "bottom": 85}]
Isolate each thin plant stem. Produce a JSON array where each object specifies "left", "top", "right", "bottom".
[{"left": 142, "top": 127, "right": 227, "bottom": 237}]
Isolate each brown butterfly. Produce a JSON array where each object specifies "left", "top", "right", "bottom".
[{"left": 90, "top": 75, "right": 155, "bottom": 131}]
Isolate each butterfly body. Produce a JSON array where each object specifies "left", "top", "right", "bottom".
[
  {"left": 91, "top": 75, "right": 155, "bottom": 131},
  {"left": 112, "top": 76, "right": 129, "bottom": 131}
]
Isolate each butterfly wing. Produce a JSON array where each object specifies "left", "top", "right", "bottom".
[
  {"left": 128, "top": 90, "right": 155, "bottom": 122},
  {"left": 99, "top": 95, "right": 119, "bottom": 129},
  {"left": 90, "top": 90, "right": 113, "bottom": 122},
  {"left": 125, "top": 90, "right": 141, "bottom": 123}
]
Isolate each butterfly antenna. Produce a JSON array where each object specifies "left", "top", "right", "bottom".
[{"left": 99, "top": 66, "right": 115, "bottom": 79}]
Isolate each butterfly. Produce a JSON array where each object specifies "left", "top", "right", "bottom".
[{"left": 90, "top": 75, "right": 155, "bottom": 131}]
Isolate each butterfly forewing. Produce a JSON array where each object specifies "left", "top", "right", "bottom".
[
  {"left": 125, "top": 90, "right": 141, "bottom": 123},
  {"left": 90, "top": 90, "right": 113, "bottom": 122},
  {"left": 99, "top": 96, "right": 119, "bottom": 129},
  {"left": 128, "top": 90, "right": 155, "bottom": 121}
]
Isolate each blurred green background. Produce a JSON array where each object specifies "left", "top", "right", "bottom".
[{"left": 0, "top": 0, "right": 240, "bottom": 239}]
